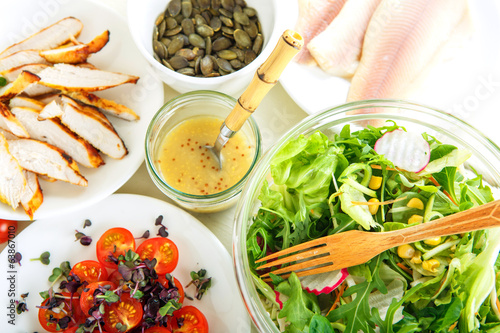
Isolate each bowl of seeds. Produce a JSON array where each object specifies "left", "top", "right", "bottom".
[{"left": 128, "top": 0, "right": 285, "bottom": 97}]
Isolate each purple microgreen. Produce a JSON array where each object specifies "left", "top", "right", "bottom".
[
  {"left": 30, "top": 251, "right": 50, "bottom": 265},
  {"left": 157, "top": 226, "right": 169, "bottom": 238},
  {"left": 75, "top": 230, "right": 85, "bottom": 241},
  {"left": 187, "top": 269, "right": 212, "bottom": 300},
  {"left": 12, "top": 252, "right": 22, "bottom": 265},
  {"left": 79, "top": 236, "right": 92, "bottom": 246},
  {"left": 83, "top": 219, "right": 92, "bottom": 228},
  {"left": 15, "top": 293, "right": 29, "bottom": 314},
  {"left": 136, "top": 230, "right": 150, "bottom": 240},
  {"left": 60, "top": 261, "right": 72, "bottom": 277},
  {"left": 155, "top": 215, "right": 164, "bottom": 225}
]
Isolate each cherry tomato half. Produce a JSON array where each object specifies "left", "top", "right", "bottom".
[
  {"left": 38, "top": 293, "right": 84, "bottom": 332},
  {"left": 70, "top": 260, "right": 109, "bottom": 284},
  {"left": 108, "top": 269, "right": 130, "bottom": 291},
  {"left": 80, "top": 281, "right": 117, "bottom": 315},
  {"left": 136, "top": 238, "right": 179, "bottom": 274},
  {"left": 96, "top": 228, "right": 135, "bottom": 269},
  {"left": 103, "top": 293, "right": 143, "bottom": 333},
  {"left": 158, "top": 275, "right": 185, "bottom": 304},
  {"left": 167, "top": 306, "right": 208, "bottom": 333},
  {"left": 144, "top": 327, "right": 172, "bottom": 333},
  {"left": 0, "top": 219, "right": 17, "bottom": 244}
]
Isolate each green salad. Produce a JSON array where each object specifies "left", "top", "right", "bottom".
[{"left": 247, "top": 121, "right": 500, "bottom": 333}]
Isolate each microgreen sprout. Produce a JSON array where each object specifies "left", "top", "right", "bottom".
[
  {"left": 155, "top": 215, "right": 169, "bottom": 238},
  {"left": 31, "top": 251, "right": 50, "bottom": 265},
  {"left": 12, "top": 252, "right": 22, "bottom": 266},
  {"left": 74, "top": 230, "right": 92, "bottom": 246},
  {"left": 187, "top": 269, "right": 212, "bottom": 300},
  {"left": 137, "top": 230, "right": 150, "bottom": 240},
  {"left": 83, "top": 219, "right": 92, "bottom": 228},
  {"left": 16, "top": 293, "right": 29, "bottom": 314}
]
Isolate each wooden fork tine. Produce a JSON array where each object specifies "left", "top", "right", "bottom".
[
  {"left": 256, "top": 244, "right": 331, "bottom": 270},
  {"left": 260, "top": 255, "right": 333, "bottom": 279},
  {"left": 255, "top": 235, "right": 331, "bottom": 264}
]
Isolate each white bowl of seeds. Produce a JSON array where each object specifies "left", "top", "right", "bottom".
[{"left": 128, "top": 0, "right": 285, "bottom": 97}]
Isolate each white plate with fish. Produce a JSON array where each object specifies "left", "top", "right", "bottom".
[
  {"left": 0, "top": 0, "right": 164, "bottom": 220},
  {"left": 280, "top": 0, "right": 500, "bottom": 115},
  {"left": 0, "top": 194, "right": 251, "bottom": 332}
]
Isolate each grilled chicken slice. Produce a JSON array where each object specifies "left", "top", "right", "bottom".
[
  {"left": 20, "top": 170, "right": 43, "bottom": 220},
  {"left": 40, "top": 96, "right": 127, "bottom": 159},
  {"left": 1, "top": 63, "right": 49, "bottom": 82},
  {"left": 66, "top": 91, "right": 139, "bottom": 121},
  {"left": 22, "top": 83, "right": 59, "bottom": 97},
  {"left": 0, "top": 133, "right": 25, "bottom": 209},
  {"left": 87, "top": 30, "right": 110, "bottom": 53},
  {"left": 0, "top": 17, "right": 84, "bottom": 58},
  {"left": 0, "top": 128, "right": 19, "bottom": 140},
  {"left": 0, "top": 71, "right": 41, "bottom": 101},
  {"left": 0, "top": 50, "right": 50, "bottom": 73},
  {"left": 9, "top": 96, "right": 45, "bottom": 110},
  {"left": 7, "top": 139, "right": 88, "bottom": 186},
  {"left": 35, "top": 64, "right": 139, "bottom": 92},
  {"left": 0, "top": 102, "right": 29, "bottom": 138},
  {"left": 40, "top": 44, "right": 90, "bottom": 64},
  {"left": 11, "top": 106, "right": 104, "bottom": 168}
]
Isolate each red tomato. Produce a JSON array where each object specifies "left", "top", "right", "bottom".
[
  {"left": 63, "top": 327, "right": 78, "bottom": 333},
  {"left": 70, "top": 260, "right": 108, "bottom": 284},
  {"left": 136, "top": 238, "right": 179, "bottom": 274},
  {"left": 108, "top": 270, "right": 130, "bottom": 291},
  {"left": 0, "top": 219, "right": 17, "bottom": 243},
  {"left": 80, "top": 281, "right": 117, "bottom": 315},
  {"left": 158, "top": 275, "right": 185, "bottom": 304},
  {"left": 167, "top": 306, "right": 208, "bottom": 333},
  {"left": 144, "top": 327, "right": 172, "bottom": 333},
  {"left": 103, "top": 293, "right": 143, "bottom": 333},
  {"left": 38, "top": 293, "right": 84, "bottom": 332},
  {"left": 96, "top": 228, "right": 135, "bottom": 269}
]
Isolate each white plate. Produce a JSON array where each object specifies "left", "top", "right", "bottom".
[
  {"left": 0, "top": 0, "right": 165, "bottom": 220},
  {"left": 279, "top": 0, "right": 500, "bottom": 115},
  {"left": 0, "top": 194, "right": 251, "bottom": 332}
]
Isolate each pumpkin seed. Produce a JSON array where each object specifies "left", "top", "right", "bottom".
[
  {"left": 221, "top": 26, "right": 234, "bottom": 35},
  {"left": 199, "top": 0, "right": 211, "bottom": 10},
  {"left": 234, "top": 29, "right": 251, "bottom": 49},
  {"left": 219, "top": 15, "right": 233, "bottom": 28},
  {"left": 201, "top": 11, "right": 212, "bottom": 25},
  {"left": 244, "top": 49, "right": 256, "bottom": 65},
  {"left": 170, "top": 55, "right": 190, "bottom": 69},
  {"left": 176, "top": 48, "right": 196, "bottom": 60},
  {"left": 205, "top": 72, "right": 221, "bottom": 77},
  {"left": 230, "top": 47, "right": 245, "bottom": 61},
  {"left": 153, "top": 26, "right": 159, "bottom": 41},
  {"left": 165, "top": 16, "right": 178, "bottom": 29},
  {"left": 194, "top": 14, "right": 207, "bottom": 26},
  {"left": 243, "top": 7, "right": 256, "bottom": 17},
  {"left": 162, "top": 58, "right": 175, "bottom": 70},
  {"left": 181, "top": 0, "right": 193, "bottom": 17},
  {"left": 221, "top": 0, "right": 234, "bottom": 11},
  {"left": 194, "top": 56, "right": 201, "bottom": 74},
  {"left": 230, "top": 59, "right": 242, "bottom": 69},
  {"left": 243, "top": 20, "right": 257, "bottom": 38},
  {"left": 217, "top": 49, "right": 237, "bottom": 60},
  {"left": 177, "top": 67, "right": 195, "bottom": 76},
  {"left": 167, "top": 36, "right": 184, "bottom": 55},
  {"left": 158, "top": 20, "right": 167, "bottom": 38},
  {"left": 153, "top": 40, "right": 165, "bottom": 58},
  {"left": 196, "top": 24, "right": 214, "bottom": 38},
  {"left": 165, "top": 25, "right": 183, "bottom": 37},
  {"left": 216, "top": 58, "right": 233, "bottom": 72},
  {"left": 188, "top": 33, "right": 206, "bottom": 48},
  {"left": 153, "top": 52, "right": 161, "bottom": 62},
  {"left": 209, "top": 55, "right": 219, "bottom": 70},
  {"left": 161, "top": 37, "right": 172, "bottom": 46},
  {"left": 200, "top": 55, "right": 214, "bottom": 75},
  {"left": 219, "top": 8, "right": 233, "bottom": 18},
  {"left": 211, "top": 0, "right": 221, "bottom": 10},
  {"left": 233, "top": 11, "right": 249, "bottom": 25},
  {"left": 252, "top": 33, "right": 263, "bottom": 54},
  {"left": 212, "top": 37, "right": 232, "bottom": 52},
  {"left": 210, "top": 16, "right": 222, "bottom": 31},
  {"left": 205, "top": 36, "right": 212, "bottom": 55},
  {"left": 168, "top": 0, "right": 181, "bottom": 16},
  {"left": 155, "top": 13, "right": 165, "bottom": 26},
  {"left": 181, "top": 18, "right": 195, "bottom": 35}
]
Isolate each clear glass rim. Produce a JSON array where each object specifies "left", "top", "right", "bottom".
[
  {"left": 232, "top": 98, "right": 500, "bottom": 333},
  {"left": 145, "top": 90, "right": 262, "bottom": 202}
]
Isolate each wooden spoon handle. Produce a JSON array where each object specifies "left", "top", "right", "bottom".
[
  {"left": 384, "top": 199, "right": 500, "bottom": 246},
  {"left": 223, "top": 29, "right": 303, "bottom": 132}
]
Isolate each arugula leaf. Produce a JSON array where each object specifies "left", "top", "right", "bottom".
[{"left": 309, "top": 314, "right": 335, "bottom": 333}]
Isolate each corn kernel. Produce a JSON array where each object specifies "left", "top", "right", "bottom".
[
  {"left": 424, "top": 237, "right": 441, "bottom": 246},
  {"left": 407, "top": 197, "right": 424, "bottom": 210},
  {"left": 408, "top": 214, "right": 423, "bottom": 224},
  {"left": 410, "top": 250, "right": 422, "bottom": 264},
  {"left": 422, "top": 259, "right": 440, "bottom": 273},
  {"left": 369, "top": 176, "right": 383, "bottom": 190},
  {"left": 368, "top": 198, "right": 379, "bottom": 215},
  {"left": 397, "top": 244, "right": 415, "bottom": 259}
]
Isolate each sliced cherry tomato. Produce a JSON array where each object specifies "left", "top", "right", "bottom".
[
  {"left": 108, "top": 269, "right": 130, "bottom": 291},
  {"left": 158, "top": 275, "right": 185, "bottom": 304},
  {"left": 96, "top": 228, "right": 135, "bottom": 269},
  {"left": 70, "top": 260, "right": 108, "bottom": 284},
  {"left": 63, "top": 327, "right": 78, "bottom": 333},
  {"left": 0, "top": 219, "right": 17, "bottom": 244},
  {"left": 136, "top": 238, "right": 179, "bottom": 274},
  {"left": 167, "top": 306, "right": 208, "bottom": 333},
  {"left": 144, "top": 327, "right": 172, "bottom": 333},
  {"left": 38, "top": 292, "right": 84, "bottom": 332},
  {"left": 103, "top": 293, "right": 143, "bottom": 333},
  {"left": 80, "top": 281, "right": 117, "bottom": 315}
]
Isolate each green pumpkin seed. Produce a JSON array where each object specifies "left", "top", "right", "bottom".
[
  {"left": 217, "top": 49, "right": 237, "bottom": 60},
  {"left": 158, "top": 20, "right": 167, "bottom": 38},
  {"left": 221, "top": 0, "right": 234, "bottom": 11},
  {"left": 194, "top": 56, "right": 201, "bottom": 74},
  {"left": 200, "top": 55, "right": 214, "bottom": 76},
  {"left": 199, "top": 0, "right": 211, "bottom": 10},
  {"left": 234, "top": 29, "right": 251, "bottom": 49},
  {"left": 155, "top": 13, "right": 165, "bottom": 26},
  {"left": 162, "top": 58, "right": 174, "bottom": 70},
  {"left": 176, "top": 48, "right": 196, "bottom": 60},
  {"left": 181, "top": 0, "right": 193, "bottom": 17},
  {"left": 165, "top": 17, "right": 178, "bottom": 29},
  {"left": 221, "top": 26, "right": 234, "bottom": 35},
  {"left": 219, "top": 15, "right": 233, "bottom": 28},
  {"left": 252, "top": 33, "right": 263, "bottom": 54},
  {"left": 177, "top": 67, "right": 195, "bottom": 76},
  {"left": 165, "top": 25, "right": 183, "bottom": 37},
  {"left": 189, "top": 33, "right": 206, "bottom": 48},
  {"left": 168, "top": 0, "right": 181, "bottom": 16},
  {"left": 210, "top": 16, "right": 222, "bottom": 32},
  {"left": 153, "top": 40, "right": 165, "bottom": 59},
  {"left": 153, "top": 52, "right": 161, "bottom": 62},
  {"left": 243, "top": 20, "right": 257, "bottom": 38},
  {"left": 216, "top": 58, "right": 233, "bottom": 72},
  {"left": 230, "top": 47, "right": 245, "bottom": 61},
  {"left": 243, "top": 7, "right": 256, "bottom": 17},
  {"left": 181, "top": 18, "right": 195, "bottom": 35},
  {"left": 229, "top": 59, "right": 242, "bottom": 69},
  {"left": 206, "top": 36, "right": 212, "bottom": 55},
  {"left": 211, "top": 0, "right": 221, "bottom": 10},
  {"left": 170, "top": 55, "right": 189, "bottom": 69},
  {"left": 196, "top": 24, "right": 214, "bottom": 38},
  {"left": 212, "top": 37, "right": 232, "bottom": 52},
  {"left": 244, "top": 49, "right": 256, "bottom": 64},
  {"left": 219, "top": 8, "right": 233, "bottom": 18},
  {"left": 194, "top": 14, "right": 207, "bottom": 26},
  {"left": 201, "top": 11, "right": 212, "bottom": 25},
  {"left": 167, "top": 36, "right": 184, "bottom": 55}
]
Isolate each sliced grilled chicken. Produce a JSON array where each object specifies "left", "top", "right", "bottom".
[
  {"left": 22, "top": 83, "right": 59, "bottom": 97},
  {"left": 0, "top": 71, "right": 40, "bottom": 101},
  {"left": 0, "top": 102, "right": 29, "bottom": 138},
  {"left": 7, "top": 138, "right": 88, "bottom": 186},
  {"left": 10, "top": 106, "right": 104, "bottom": 168},
  {"left": 40, "top": 44, "right": 90, "bottom": 64},
  {"left": 0, "top": 63, "right": 49, "bottom": 82},
  {"left": 40, "top": 97, "right": 127, "bottom": 159},
  {"left": 0, "top": 50, "right": 51, "bottom": 73},
  {"left": 0, "top": 128, "right": 19, "bottom": 140},
  {"left": 36, "top": 63, "right": 139, "bottom": 92},
  {"left": 0, "top": 17, "right": 84, "bottom": 58},
  {"left": 87, "top": 30, "right": 110, "bottom": 54},
  {"left": 0, "top": 133, "right": 25, "bottom": 209},
  {"left": 65, "top": 91, "right": 139, "bottom": 121},
  {"left": 20, "top": 170, "right": 43, "bottom": 220},
  {"left": 9, "top": 96, "right": 45, "bottom": 110}
]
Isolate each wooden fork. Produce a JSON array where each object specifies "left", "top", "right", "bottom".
[{"left": 256, "top": 199, "right": 500, "bottom": 279}]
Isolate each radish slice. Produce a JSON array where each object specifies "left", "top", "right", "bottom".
[
  {"left": 374, "top": 129, "right": 430, "bottom": 173},
  {"left": 299, "top": 268, "right": 349, "bottom": 296},
  {"left": 275, "top": 290, "right": 289, "bottom": 309}
]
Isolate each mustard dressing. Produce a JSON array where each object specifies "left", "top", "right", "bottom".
[{"left": 157, "top": 116, "right": 254, "bottom": 195}]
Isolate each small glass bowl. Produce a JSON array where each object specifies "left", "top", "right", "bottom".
[
  {"left": 232, "top": 99, "right": 500, "bottom": 332},
  {"left": 145, "top": 90, "right": 262, "bottom": 213}
]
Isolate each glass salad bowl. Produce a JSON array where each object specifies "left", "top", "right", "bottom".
[{"left": 232, "top": 99, "right": 500, "bottom": 333}]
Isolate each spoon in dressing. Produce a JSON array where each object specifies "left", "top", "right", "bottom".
[{"left": 205, "top": 30, "right": 304, "bottom": 169}]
